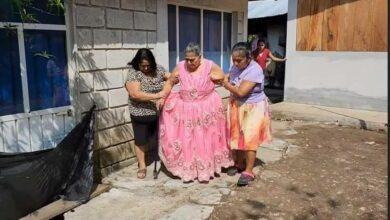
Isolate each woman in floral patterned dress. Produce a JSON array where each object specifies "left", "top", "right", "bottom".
[{"left": 158, "top": 43, "right": 233, "bottom": 182}]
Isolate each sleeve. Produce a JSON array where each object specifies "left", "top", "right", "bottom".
[
  {"left": 126, "top": 66, "right": 139, "bottom": 83},
  {"left": 242, "top": 64, "right": 264, "bottom": 84},
  {"left": 156, "top": 64, "right": 167, "bottom": 77},
  {"left": 265, "top": 48, "right": 271, "bottom": 57}
]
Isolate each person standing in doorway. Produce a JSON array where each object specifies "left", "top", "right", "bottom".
[
  {"left": 252, "top": 38, "right": 286, "bottom": 87},
  {"left": 222, "top": 42, "right": 272, "bottom": 186}
]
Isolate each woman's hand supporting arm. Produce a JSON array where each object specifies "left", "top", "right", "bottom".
[
  {"left": 210, "top": 63, "right": 225, "bottom": 83},
  {"left": 222, "top": 78, "right": 257, "bottom": 98},
  {"left": 160, "top": 67, "right": 179, "bottom": 97}
]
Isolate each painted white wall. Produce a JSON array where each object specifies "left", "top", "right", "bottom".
[
  {"left": 155, "top": 0, "right": 169, "bottom": 70},
  {"left": 284, "top": 0, "right": 387, "bottom": 112}
]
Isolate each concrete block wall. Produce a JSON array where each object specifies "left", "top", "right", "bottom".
[{"left": 73, "top": 0, "right": 158, "bottom": 178}]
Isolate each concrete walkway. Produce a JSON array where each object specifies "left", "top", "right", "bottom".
[
  {"left": 64, "top": 103, "right": 387, "bottom": 219},
  {"left": 270, "top": 102, "right": 387, "bottom": 131},
  {"left": 64, "top": 121, "right": 299, "bottom": 220}
]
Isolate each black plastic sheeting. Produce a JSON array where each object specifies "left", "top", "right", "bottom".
[{"left": 0, "top": 106, "right": 96, "bottom": 220}]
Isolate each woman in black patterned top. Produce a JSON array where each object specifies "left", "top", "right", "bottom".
[{"left": 125, "top": 48, "right": 169, "bottom": 179}]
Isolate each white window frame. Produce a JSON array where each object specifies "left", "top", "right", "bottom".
[
  {"left": 169, "top": 4, "right": 233, "bottom": 70},
  {"left": 0, "top": 7, "right": 73, "bottom": 123}
]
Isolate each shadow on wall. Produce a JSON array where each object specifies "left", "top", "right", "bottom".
[
  {"left": 76, "top": 52, "right": 112, "bottom": 94},
  {"left": 284, "top": 87, "right": 387, "bottom": 112},
  {"left": 74, "top": 51, "right": 110, "bottom": 182}
]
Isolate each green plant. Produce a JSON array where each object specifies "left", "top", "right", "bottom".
[
  {"left": 2, "top": 23, "right": 18, "bottom": 37},
  {"left": 47, "top": 0, "right": 65, "bottom": 15},
  {"left": 9, "top": 0, "right": 65, "bottom": 23},
  {"left": 34, "top": 50, "right": 55, "bottom": 59}
]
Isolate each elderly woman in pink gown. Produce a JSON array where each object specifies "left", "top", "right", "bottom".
[{"left": 158, "top": 43, "right": 233, "bottom": 182}]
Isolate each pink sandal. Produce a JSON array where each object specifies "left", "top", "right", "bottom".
[{"left": 237, "top": 171, "right": 255, "bottom": 186}]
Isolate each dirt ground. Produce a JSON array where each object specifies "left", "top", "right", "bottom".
[{"left": 209, "top": 122, "right": 388, "bottom": 220}]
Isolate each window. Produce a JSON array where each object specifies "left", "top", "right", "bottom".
[
  {"left": 168, "top": 5, "right": 177, "bottom": 72},
  {"left": 0, "top": 1, "right": 70, "bottom": 117},
  {"left": 0, "top": 29, "right": 23, "bottom": 116},
  {"left": 168, "top": 5, "right": 232, "bottom": 72},
  {"left": 203, "top": 10, "right": 221, "bottom": 65}
]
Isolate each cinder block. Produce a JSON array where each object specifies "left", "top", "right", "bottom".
[
  {"left": 99, "top": 157, "right": 137, "bottom": 177},
  {"left": 78, "top": 93, "right": 93, "bottom": 112},
  {"left": 93, "top": 29, "right": 122, "bottom": 49},
  {"left": 121, "top": 0, "right": 145, "bottom": 11},
  {"left": 75, "top": 0, "right": 89, "bottom": 5},
  {"left": 106, "top": 50, "right": 135, "bottom": 69},
  {"left": 124, "top": 106, "right": 131, "bottom": 123},
  {"left": 123, "top": 30, "right": 147, "bottom": 48},
  {"left": 76, "top": 6, "right": 104, "bottom": 27},
  {"left": 78, "top": 72, "right": 94, "bottom": 92},
  {"left": 99, "top": 143, "right": 129, "bottom": 167},
  {"left": 123, "top": 69, "right": 129, "bottom": 83},
  {"left": 97, "top": 109, "right": 115, "bottom": 129},
  {"left": 76, "top": 29, "right": 93, "bottom": 49},
  {"left": 95, "top": 129, "right": 111, "bottom": 149},
  {"left": 91, "top": 0, "right": 119, "bottom": 8},
  {"left": 110, "top": 123, "right": 134, "bottom": 145},
  {"left": 106, "top": 9, "right": 133, "bottom": 29},
  {"left": 134, "top": 12, "right": 156, "bottom": 30},
  {"left": 146, "top": 0, "right": 156, "bottom": 12},
  {"left": 94, "top": 70, "right": 124, "bottom": 90},
  {"left": 109, "top": 88, "right": 128, "bottom": 107},
  {"left": 77, "top": 50, "right": 106, "bottom": 71},
  {"left": 97, "top": 107, "right": 127, "bottom": 129},
  {"left": 113, "top": 107, "right": 127, "bottom": 125},
  {"left": 95, "top": 91, "right": 109, "bottom": 109},
  {"left": 126, "top": 141, "right": 136, "bottom": 157},
  {"left": 147, "top": 31, "right": 156, "bottom": 48},
  {"left": 79, "top": 91, "right": 109, "bottom": 111}
]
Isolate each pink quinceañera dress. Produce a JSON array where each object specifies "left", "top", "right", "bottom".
[{"left": 158, "top": 59, "right": 233, "bottom": 182}]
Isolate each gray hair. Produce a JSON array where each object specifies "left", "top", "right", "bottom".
[
  {"left": 184, "top": 42, "right": 201, "bottom": 56},
  {"left": 232, "top": 42, "right": 251, "bottom": 58}
]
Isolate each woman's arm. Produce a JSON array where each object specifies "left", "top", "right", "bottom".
[
  {"left": 125, "top": 81, "right": 164, "bottom": 101},
  {"left": 160, "top": 66, "right": 179, "bottom": 97},
  {"left": 269, "top": 51, "right": 287, "bottom": 62},
  {"left": 210, "top": 63, "right": 225, "bottom": 83},
  {"left": 164, "top": 72, "right": 171, "bottom": 80},
  {"left": 222, "top": 78, "right": 257, "bottom": 98}
]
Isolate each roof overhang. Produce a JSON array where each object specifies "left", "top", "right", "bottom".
[{"left": 248, "top": 0, "right": 288, "bottom": 19}]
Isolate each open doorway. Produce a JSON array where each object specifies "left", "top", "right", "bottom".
[{"left": 248, "top": 9, "right": 287, "bottom": 104}]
